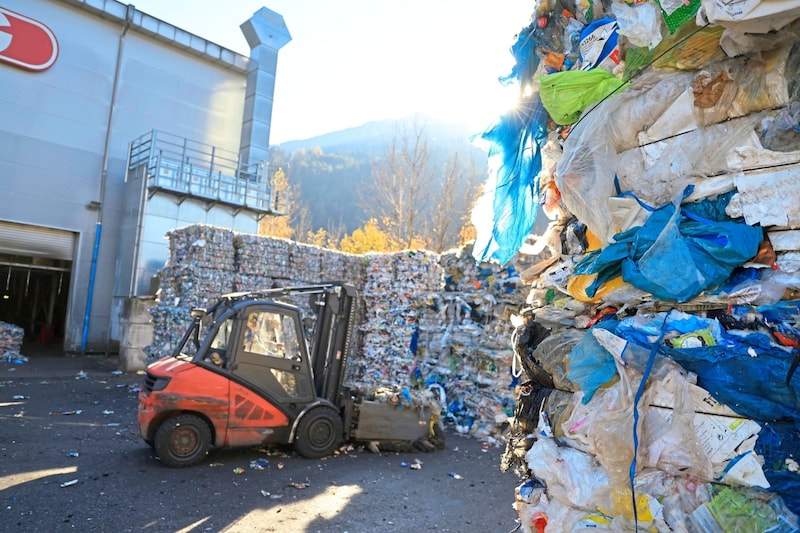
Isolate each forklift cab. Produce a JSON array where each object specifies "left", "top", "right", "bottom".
[{"left": 192, "top": 304, "right": 315, "bottom": 404}]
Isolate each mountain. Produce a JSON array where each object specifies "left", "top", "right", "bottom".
[
  {"left": 277, "top": 115, "right": 487, "bottom": 154},
  {"left": 271, "top": 116, "right": 490, "bottom": 238}
]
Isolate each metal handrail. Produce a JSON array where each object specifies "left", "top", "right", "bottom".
[{"left": 127, "top": 130, "right": 281, "bottom": 213}]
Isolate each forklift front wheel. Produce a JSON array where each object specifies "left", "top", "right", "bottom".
[
  {"left": 294, "top": 407, "right": 343, "bottom": 459},
  {"left": 154, "top": 414, "right": 211, "bottom": 468}
]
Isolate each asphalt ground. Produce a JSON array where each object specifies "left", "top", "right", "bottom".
[{"left": 0, "top": 346, "right": 523, "bottom": 532}]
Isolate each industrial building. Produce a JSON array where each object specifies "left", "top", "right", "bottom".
[{"left": 0, "top": 0, "right": 289, "bottom": 353}]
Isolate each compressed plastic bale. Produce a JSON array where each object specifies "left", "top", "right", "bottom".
[
  {"left": 560, "top": 358, "right": 646, "bottom": 487},
  {"left": 526, "top": 329, "right": 585, "bottom": 393},
  {"left": 689, "top": 46, "right": 791, "bottom": 128},
  {"left": 347, "top": 250, "right": 447, "bottom": 413},
  {"left": 513, "top": 484, "right": 614, "bottom": 533},
  {"left": 687, "top": 484, "right": 800, "bottom": 532},
  {"left": 554, "top": 93, "right": 619, "bottom": 241},
  {"left": 0, "top": 321, "right": 24, "bottom": 361},
  {"left": 640, "top": 365, "right": 717, "bottom": 481},
  {"left": 525, "top": 437, "right": 612, "bottom": 511},
  {"left": 233, "top": 273, "right": 275, "bottom": 293},
  {"left": 235, "top": 233, "right": 291, "bottom": 278},
  {"left": 616, "top": 112, "right": 764, "bottom": 208},
  {"left": 156, "top": 264, "right": 234, "bottom": 309},
  {"left": 720, "top": 21, "right": 800, "bottom": 57},
  {"left": 623, "top": 24, "right": 727, "bottom": 77},
  {"left": 289, "top": 242, "right": 323, "bottom": 282},
  {"left": 698, "top": 0, "right": 800, "bottom": 33},
  {"left": 727, "top": 160, "right": 800, "bottom": 230},
  {"left": 146, "top": 305, "right": 192, "bottom": 360},
  {"left": 166, "top": 224, "right": 235, "bottom": 271},
  {"left": 322, "top": 249, "right": 365, "bottom": 283}
]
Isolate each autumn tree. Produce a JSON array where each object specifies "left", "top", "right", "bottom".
[
  {"left": 258, "top": 147, "right": 324, "bottom": 244},
  {"left": 339, "top": 218, "right": 395, "bottom": 254},
  {"left": 305, "top": 228, "right": 329, "bottom": 248},
  {"left": 301, "top": 222, "right": 345, "bottom": 250},
  {"left": 258, "top": 166, "right": 293, "bottom": 238}
]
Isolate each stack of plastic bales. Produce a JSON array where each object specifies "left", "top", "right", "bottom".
[
  {"left": 146, "top": 226, "right": 525, "bottom": 438},
  {"left": 477, "top": 0, "right": 800, "bottom": 529},
  {"left": 288, "top": 242, "right": 323, "bottom": 283},
  {"left": 0, "top": 320, "right": 24, "bottom": 362},
  {"left": 147, "top": 305, "right": 192, "bottom": 358},
  {"left": 406, "top": 243, "right": 531, "bottom": 436},
  {"left": 159, "top": 225, "right": 236, "bottom": 309},
  {"left": 346, "top": 250, "right": 443, "bottom": 397},
  {"left": 321, "top": 248, "right": 364, "bottom": 282},
  {"left": 234, "top": 231, "right": 290, "bottom": 291}
]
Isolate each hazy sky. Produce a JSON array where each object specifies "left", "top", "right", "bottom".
[{"left": 129, "top": 0, "right": 534, "bottom": 144}]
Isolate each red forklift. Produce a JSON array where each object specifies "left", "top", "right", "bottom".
[{"left": 138, "top": 282, "right": 438, "bottom": 467}]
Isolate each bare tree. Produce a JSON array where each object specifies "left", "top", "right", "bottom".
[
  {"left": 419, "top": 152, "right": 483, "bottom": 252},
  {"left": 325, "top": 219, "right": 346, "bottom": 247},
  {"left": 291, "top": 199, "right": 313, "bottom": 242},
  {"left": 360, "top": 121, "right": 433, "bottom": 248}
]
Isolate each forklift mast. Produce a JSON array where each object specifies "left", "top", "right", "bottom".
[{"left": 307, "top": 283, "right": 358, "bottom": 404}]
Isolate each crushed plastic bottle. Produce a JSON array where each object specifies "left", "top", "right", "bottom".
[{"left": 250, "top": 459, "right": 268, "bottom": 470}]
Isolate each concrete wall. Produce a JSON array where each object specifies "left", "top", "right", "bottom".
[{"left": 118, "top": 296, "right": 155, "bottom": 372}]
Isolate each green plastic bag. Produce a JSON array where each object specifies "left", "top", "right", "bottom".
[{"left": 538, "top": 70, "right": 629, "bottom": 125}]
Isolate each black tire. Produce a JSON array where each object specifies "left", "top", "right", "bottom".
[
  {"left": 154, "top": 414, "right": 211, "bottom": 468},
  {"left": 294, "top": 407, "right": 343, "bottom": 459}
]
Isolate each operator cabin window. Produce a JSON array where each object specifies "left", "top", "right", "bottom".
[
  {"left": 243, "top": 311, "right": 300, "bottom": 359},
  {"left": 242, "top": 311, "right": 301, "bottom": 397},
  {"left": 206, "top": 318, "right": 233, "bottom": 366}
]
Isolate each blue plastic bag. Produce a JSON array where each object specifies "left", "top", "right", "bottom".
[
  {"left": 471, "top": 94, "right": 549, "bottom": 265},
  {"left": 574, "top": 196, "right": 762, "bottom": 302},
  {"left": 566, "top": 324, "right": 619, "bottom": 403}
]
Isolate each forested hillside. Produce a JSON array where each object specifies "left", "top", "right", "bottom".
[{"left": 269, "top": 117, "right": 489, "bottom": 243}]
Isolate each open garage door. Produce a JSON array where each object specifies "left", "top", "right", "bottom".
[{"left": 0, "top": 221, "right": 74, "bottom": 348}]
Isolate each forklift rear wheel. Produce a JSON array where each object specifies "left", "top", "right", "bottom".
[
  {"left": 154, "top": 414, "right": 211, "bottom": 468},
  {"left": 294, "top": 407, "right": 343, "bottom": 459}
]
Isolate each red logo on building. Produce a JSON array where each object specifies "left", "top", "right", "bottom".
[{"left": 0, "top": 7, "right": 58, "bottom": 71}]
